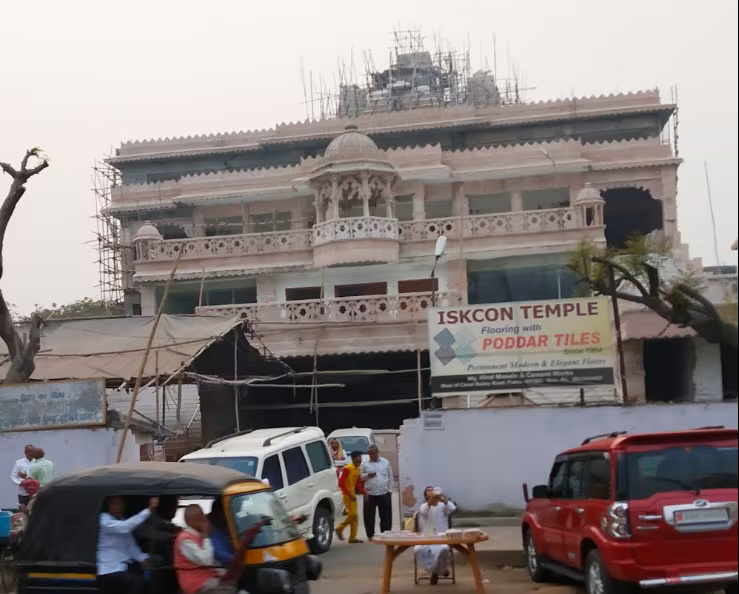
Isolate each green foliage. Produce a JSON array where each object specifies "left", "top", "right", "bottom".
[{"left": 13, "top": 298, "right": 124, "bottom": 322}]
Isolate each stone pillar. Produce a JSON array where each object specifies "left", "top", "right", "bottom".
[
  {"left": 193, "top": 207, "right": 205, "bottom": 237},
  {"left": 240, "top": 202, "right": 250, "bottom": 233},
  {"left": 453, "top": 183, "right": 468, "bottom": 217},
  {"left": 622, "top": 339, "right": 646, "bottom": 404},
  {"left": 384, "top": 177, "right": 394, "bottom": 218},
  {"left": 445, "top": 259, "right": 468, "bottom": 305},
  {"left": 661, "top": 167, "right": 679, "bottom": 242},
  {"left": 256, "top": 275, "right": 278, "bottom": 303},
  {"left": 360, "top": 173, "right": 371, "bottom": 217},
  {"left": 511, "top": 190, "right": 523, "bottom": 212},
  {"left": 330, "top": 175, "right": 340, "bottom": 220},
  {"left": 412, "top": 183, "right": 426, "bottom": 220},
  {"left": 140, "top": 286, "right": 157, "bottom": 316}
]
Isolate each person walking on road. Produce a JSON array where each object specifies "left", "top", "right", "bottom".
[
  {"left": 29, "top": 447, "right": 55, "bottom": 486},
  {"left": 10, "top": 444, "right": 35, "bottom": 506},
  {"left": 335, "top": 451, "right": 365, "bottom": 543},
  {"left": 361, "top": 445, "right": 393, "bottom": 540}
]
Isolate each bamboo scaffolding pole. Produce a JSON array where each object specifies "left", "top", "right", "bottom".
[{"left": 115, "top": 246, "right": 184, "bottom": 463}]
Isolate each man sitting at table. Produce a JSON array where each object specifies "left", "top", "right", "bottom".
[{"left": 414, "top": 486, "right": 456, "bottom": 585}]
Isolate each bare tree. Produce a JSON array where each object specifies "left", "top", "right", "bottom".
[
  {"left": 570, "top": 236, "right": 738, "bottom": 350},
  {"left": 0, "top": 149, "right": 50, "bottom": 383}
]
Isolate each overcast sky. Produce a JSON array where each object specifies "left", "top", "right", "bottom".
[{"left": 2, "top": 0, "right": 737, "bottom": 313}]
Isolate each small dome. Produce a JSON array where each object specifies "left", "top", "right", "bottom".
[
  {"left": 324, "top": 125, "right": 381, "bottom": 161},
  {"left": 133, "top": 221, "right": 163, "bottom": 242},
  {"left": 574, "top": 183, "right": 603, "bottom": 205}
]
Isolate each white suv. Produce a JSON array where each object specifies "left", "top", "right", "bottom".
[{"left": 178, "top": 427, "right": 341, "bottom": 554}]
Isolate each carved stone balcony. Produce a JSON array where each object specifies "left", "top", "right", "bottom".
[
  {"left": 135, "top": 229, "right": 312, "bottom": 263},
  {"left": 311, "top": 216, "right": 400, "bottom": 267},
  {"left": 196, "top": 291, "right": 453, "bottom": 325},
  {"left": 398, "top": 207, "right": 580, "bottom": 242}
]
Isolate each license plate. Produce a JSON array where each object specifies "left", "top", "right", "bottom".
[{"left": 674, "top": 508, "right": 728, "bottom": 524}]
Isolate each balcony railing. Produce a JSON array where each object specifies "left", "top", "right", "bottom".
[
  {"left": 196, "top": 291, "right": 453, "bottom": 324},
  {"left": 139, "top": 207, "right": 583, "bottom": 262},
  {"left": 312, "top": 216, "right": 400, "bottom": 246},
  {"left": 398, "top": 207, "right": 579, "bottom": 241},
  {"left": 139, "top": 229, "right": 312, "bottom": 262}
]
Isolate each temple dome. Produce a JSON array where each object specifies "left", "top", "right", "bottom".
[
  {"left": 324, "top": 125, "right": 381, "bottom": 161},
  {"left": 574, "top": 183, "right": 604, "bottom": 205},
  {"left": 133, "top": 221, "right": 163, "bottom": 242}
]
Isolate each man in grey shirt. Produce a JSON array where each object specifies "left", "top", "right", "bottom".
[{"left": 360, "top": 445, "right": 393, "bottom": 540}]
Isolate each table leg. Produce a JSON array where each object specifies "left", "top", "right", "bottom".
[
  {"left": 466, "top": 544, "right": 486, "bottom": 594},
  {"left": 381, "top": 545, "right": 394, "bottom": 594}
]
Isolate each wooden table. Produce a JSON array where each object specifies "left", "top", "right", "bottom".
[{"left": 371, "top": 533, "right": 489, "bottom": 593}]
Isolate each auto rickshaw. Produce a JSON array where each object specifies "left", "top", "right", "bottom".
[{"left": 16, "top": 462, "right": 322, "bottom": 593}]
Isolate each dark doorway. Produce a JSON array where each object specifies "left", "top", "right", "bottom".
[
  {"left": 602, "top": 188, "right": 663, "bottom": 249},
  {"left": 643, "top": 338, "right": 693, "bottom": 402},
  {"left": 720, "top": 343, "right": 738, "bottom": 401}
]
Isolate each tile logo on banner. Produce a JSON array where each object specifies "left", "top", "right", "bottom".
[{"left": 433, "top": 327, "right": 479, "bottom": 366}]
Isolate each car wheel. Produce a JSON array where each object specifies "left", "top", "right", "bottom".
[
  {"left": 725, "top": 586, "right": 738, "bottom": 594},
  {"left": 308, "top": 506, "right": 333, "bottom": 555},
  {"left": 523, "top": 530, "right": 550, "bottom": 583},
  {"left": 584, "top": 549, "right": 634, "bottom": 594}
]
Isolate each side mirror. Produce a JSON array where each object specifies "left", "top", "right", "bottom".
[
  {"left": 531, "top": 485, "right": 549, "bottom": 499},
  {"left": 261, "top": 478, "right": 271, "bottom": 487},
  {"left": 522, "top": 483, "right": 530, "bottom": 503}
]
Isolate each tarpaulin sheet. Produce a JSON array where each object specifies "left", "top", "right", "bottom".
[{"left": 0, "top": 314, "right": 243, "bottom": 382}]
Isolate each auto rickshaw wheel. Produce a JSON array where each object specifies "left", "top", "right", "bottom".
[{"left": 0, "top": 545, "right": 18, "bottom": 593}]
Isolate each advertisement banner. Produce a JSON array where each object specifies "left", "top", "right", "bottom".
[{"left": 428, "top": 297, "right": 615, "bottom": 394}]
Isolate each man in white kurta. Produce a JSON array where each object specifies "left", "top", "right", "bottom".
[{"left": 414, "top": 489, "right": 456, "bottom": 584}]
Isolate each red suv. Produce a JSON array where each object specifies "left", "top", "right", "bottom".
[{"left": 522, "top": 427, "right": 738, "bottom": 593}]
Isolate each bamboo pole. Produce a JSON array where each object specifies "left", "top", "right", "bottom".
[
  {"left": 116, "top": 246, "right": 184, "bottom": 463},
  {"left": 155, "top": 350, "right": 160, "bottom": 425},
  {"left": 417, "top": 350, "right": 423, "bottom": 415}
]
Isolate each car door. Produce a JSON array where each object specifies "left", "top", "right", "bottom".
[
  {"left": 538, "top": 457, "right": 569, "bottom": 562},
  {"left": 281, "top": 445, "right": 314, "bottom": 525},
  {"left": 561, "top": 456, "right": 588, "bottom": 568},
  {"left": 305, "top": 440, "right": 338, "bottom": 497},
  {"left": 259, "top": 453, "right": 288, "bottom": 507}
]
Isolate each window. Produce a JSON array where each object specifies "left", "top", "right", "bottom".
[
  {"left": 568, "top": 459, "right": 586, "bottom": 499},
  {"left": 398, "top": 279, "right": 438, "bottom": 294},
  {"left": 229, "top": 491, "right": 299, "bottom": 548},
  {"left": 521, "top": 188, "right": 570, "bottom": 211},
  {"left": 334, "top": 282, "right": 387, "bottom": 298},
  {"left": 468, "top": 193, "right": 511, "bottom": 215},
  {"left": 204, "top": 216, "right": 243, "bottom": 237},
  {"left": 206, "top": 284, "right": 257, "bottom": 306},
  {"left": 467, "top": 255, "right": 585, "bottom": 304},
  {"left": 282, "top": 447, "right": 311, "bottom": 485},
  {"left": 260, "top": 455, "right": 284, "bottom": 491},
  {"left": 305, "top": 441, "right": 332, "bottom": 473},
  {"left": 336, "top": 436, "right": 370, "bottom": 454},
  {"left": 620, "top": 444, "right": 738, "bottom": 500},
  {"left": 584, "top": 456, "right": 611, "bottom": 500},
  {"left": 549, "top": 460, "right": 567, "bottom": 498},
  {"left": 395, "top": 195, "right": 414, "bottom": 221},
  {"left": 425, "top": 200, "right": 453, "bottom": 219},
  {"left": 250, "top": 211, "right": 292, "bottom": 233},
  {"left": 286, "top": 287, "right": 323, "bottom": 301},
  {"left": 184, "top": 456, "right": 258, "bottom": 477}
]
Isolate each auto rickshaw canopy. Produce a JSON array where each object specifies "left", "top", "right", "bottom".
[{"left": 20, "top": 462, "right": 260, "bottom": 566}]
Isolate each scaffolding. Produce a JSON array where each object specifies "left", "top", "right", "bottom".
[
  {"left": 93, "top": 160, "right": 125, "bottom": 305},
  {"left": 301, "top": 29, "right": 531, "bottom": 120}
]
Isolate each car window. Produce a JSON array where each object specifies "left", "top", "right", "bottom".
[
  {"left": 336, "top": 436, "right": 370, "bottom": 453},
  {"left": 622, "top": 444, "right": 738, "bottom": 500},
  {"left": 549, "top": 461, "right": 567, "bottom": 498},
  {"left": 261, "top": 455, "right": 284, "bottom": 491},
  {"left": 567, "top": 459, "right": 586, "bottom": 499},
  {"left": 183, "top": 456, "right": 258, "bottom": 476},
  {"left": 283, "top": 446, "right": 311, "bottom": 485},
  {"left": 305, "top": 441, "right": 332, "bottom": 473},
  {"left": 584, "top": 455, "right": 611, "bottom": 500}
]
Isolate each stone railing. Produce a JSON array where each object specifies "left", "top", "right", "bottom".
[
  {"left": 196, "top": 291, "right": 453, "bottom": 324},
  {"left": 398, "top": 207, "right": 580, "bottom": 241},
  {"left": 312, "top": 216, "right": 400, "bottom": 247},
  {"left": 138, "top": 229, "right": 312, "bottom": 262}
]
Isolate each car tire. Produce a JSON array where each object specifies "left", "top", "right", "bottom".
[
  {"left": 584, "top": 549, "right": 634, "bottom": 594},
  {"left": 523, "top": 530, "right": 550, "bottom": 583},
  {"left": 308, "top": 506, "right": 333, "bottom": 555},
  {"left": 725, "top": 586, "right": 738, "bottom": 594}
]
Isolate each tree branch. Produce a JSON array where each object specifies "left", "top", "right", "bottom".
[{"left": 593, "top": 256, "right": 651, "bottom": 298}]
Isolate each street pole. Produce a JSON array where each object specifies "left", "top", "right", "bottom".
[{"left": 608, "top": 266, "right": 630, "bottom": 404}]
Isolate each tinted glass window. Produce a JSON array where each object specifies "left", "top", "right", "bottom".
[
  {"left": 584, "top": 456, "right": 611, "bottom": 500},
  {"left": 260, "top": 455, "right": 284, "bottom": 491},
  {"left": 305, "top": 441, "right": 332, "bottom": 473},
  {"left": 336, "top": 436, "right": 370, "bottom": 453},
  {"left": 568, "top": 460, "right": 586, "bottom": 499},
  {"left": 283, "top": 447, "right": 311, "bottom": 485},
  {"left": 622, "top": 444, "right": 738, "bottom": 500},
  {"left": 549, "top": 461, "right": 567, "bottom": 498},
  {"left": 184, "top": 457, "right": 257, "bottom": 476}
]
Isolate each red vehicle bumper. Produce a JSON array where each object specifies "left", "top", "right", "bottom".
[{"left": 599, "top": 540, "right": 738, "bottom": 588}]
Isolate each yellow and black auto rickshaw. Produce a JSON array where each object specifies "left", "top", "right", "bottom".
[{"left": 16, "top": 462, "right": 322, "bottom": 593}]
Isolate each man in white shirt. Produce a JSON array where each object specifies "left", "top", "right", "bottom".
[
  {"left": 360, "top": 445, "right": 394, "bottom": 540},
  {"left": 97, "top": 496, "right": 158, "bottom": 594},
  {"left": 10, "top": 445, "right": 35, "bottom": 506}
]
